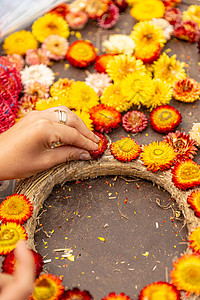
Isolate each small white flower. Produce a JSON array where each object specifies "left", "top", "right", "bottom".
[
  {"left": 21, "top": 64, "right": 55, "bottom": 87},
  {"left": 102, "top": 34, "right": 135, "bottom": 55},
  {"left": 151, "top": 18, "right": 174, "bottom": 41},
  {"left": 189, "top": 123, "right": 200, "bottom": 147},
  {"left": 85, "top": 72, "right": 112, "bottom": 96}
]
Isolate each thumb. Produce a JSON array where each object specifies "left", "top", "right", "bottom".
[{"left": 49, "top": 145, "right": 91, "bottom": 165}]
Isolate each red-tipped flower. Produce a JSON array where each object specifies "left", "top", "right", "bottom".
[
  {"left": 62, "top": 287, "right": 93, "bottom": 300},
  {"left": 89, "top": 132, "right": 108, "bottom": 160},
  {"left": 139, "top": 281, "right": 181, "bottom": 300}
]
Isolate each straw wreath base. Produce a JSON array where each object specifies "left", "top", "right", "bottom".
[{"left": 15, "top": 149, "right": 200, "bottom": 300}]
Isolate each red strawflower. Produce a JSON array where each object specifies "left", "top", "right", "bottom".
[
  {"left": 97, "top": 4, "right": 119, "bottom": 29},
  {"left": 48, "top": 3, "right": 69, "bottom": 19},
  {"left": 139, "top": 281, "right": 181, "bottom": 300},
  {"left": 172, "top": 159, "right": 200, "bottom": 190},
  {"left": 174, "top": 20, "right": 200, "bottom": 43},
  {"left": 89, "top": 132, "right": 108, "bottom": 159},
  {"left": 163, "top": 130, "right": 198, "bottom": 160},
  {"left": 102, "top": 292, "right": 131, "bottom": 300},
  {"left": 62, "top": 287, "right": 93, "bottom": 300},
  {"left": 90, "top": 104, "right": 121, "bottom": 133},
  {"left": 2, "top": 249, "right": 43, "bottom": 277},
  {"left": 122, "top": 110, "right": 148, "bottom": 134},
  {"left": 95, "top": 54, "right": 115, "bottom": 73},
  {"left": 164, "top": 7, "right": 182, "bottom": 26},
  {"left": 187, "top": 190, "right": 200, "bottom": 218},
  {"left": 113, "top": 0, "right": 128, "bottom": 12},
  {"left": 150, "top": 105, "right": 182, "bottom": 134},
  {"left": 162, "top": 0, "right": 181, "bottom": 8}
]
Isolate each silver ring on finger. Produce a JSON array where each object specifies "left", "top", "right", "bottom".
[{"left": 55, "top": 109, "right": 67, "bottom": 125}]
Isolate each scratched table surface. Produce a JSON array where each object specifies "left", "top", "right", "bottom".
[{"left": 0, "top": 1, "right": 200, "bottom": 299}]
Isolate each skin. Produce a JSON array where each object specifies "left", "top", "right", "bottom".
[
  {"left": 0, "top": 241, "right": 35, "bottom": 300},
  {"left": 0, "top": 106, "right": 100, "bottom": 299},
  {"left": 0, "top": 106, "right": 99, "bottom": 180}
]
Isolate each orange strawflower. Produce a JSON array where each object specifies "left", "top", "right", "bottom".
[
  {"left": 139, "top": 281, "right": 181, "bottom": 300},
  {"left": 187, "top": 190, "right": 200, "bottom": 218},
  {"left": 110, "top": 137, "right": 141, "bottom": 162}
]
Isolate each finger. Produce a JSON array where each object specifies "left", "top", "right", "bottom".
[
  {"left": 51, "top": 123, "right": 99, "bottom": 151},
  {"left": 0, "top": 273, "right": 13, "bottom": 288},
  {"left": 14, "top": 241, "right": 35, "bottom": 293},
  {"left": 48, "top": 145, "right": 92, "bottom": 165},
  {"left": 46, "top": 107, "right": 100, "bottom": 143}
]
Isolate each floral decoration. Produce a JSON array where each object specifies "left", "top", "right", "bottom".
[
  {"left": 3, "top": 30, "right": 38, "bottom": 56},
  {"left": 173, "top": 78, "right": 200, "bottom": 103},
  {"left": 97, "top": 4, "right": 120, "bottom": 29},
  {"left": 85, "top": 72, "right": 111, "bottom": 96},
  {"left": 25, "top": 49, "right": 50, "bottom": 66},
  {"left": 32, "top": 13, "right": 70, "bottom": 43},
  {"left": 50, "top": 78, "right": 74, "bottom": 97},
  {"left": 172, "top": 159, "right": 200, "bottom": 190},
  {"left": 130, "top": 0, "right": 165, "bottom": 21},
  {"left": 30, "top": 273, "right": 65, "bottom": 300},
  {"left": 65, "top": 11, "right": 89, "bottom": 30},
  {"left": 150, "top": 105, "right": 182, "bottom": 134},
  {"left": 102, "top": 292, "right": 131, "bottom": 300},
  {"left": 141, "top": 140, "right": 176, "bottom": 172},
  {"left": 0, "top": 222, "right": 27, "bottom": 255},
  {"left": 189, "top": 123, "right": 200, "bottom": 147},
  {"left": 66, "top": 40, "right": 97, "bottom": 68},
  {"left": 189, "top": 226, "right": 200, "bottom": 254},
  {"left": 164, "top": 130, "right": 198, "bottom": 160},
  {"left": 187, "top": 190, "right": 200, "bottom": 218},
  {"left": 3, "top": 54, "right": 25, "bottom": 72},
  {"left": 24, "top": 81, "right": 49, "bottom": 99},
  {"left": 164, "top": 7, "right": 182, "bottom": 25},
  {"left": 0, "top": 194, "right": 33, "bottom": 224},
  {"left": 41, "top": 35, "right": 69, "bottom": 61},
  {"left": 62, "top": 287, "right": 93, "bottom": 300},
  {"left": 183, "top": 5, "right": 200, "bottom": 27},
  {"left": 174, "top": 20, "right": 200, "bottom": 43},
  {"left": 138, "top": 281, "right": 181, "bottom": 300},
  {"left": 102, "top": 34, "right": 135, "bottom": 56},
  {"left": 122, "top": 110, "right": 148, "bottom": 134},
  {"left": 85, "top": 0, "right": 110, "bottom": 19},
  {"left": 170, "top": 254, "right": 200, "bottom": 295},
  {"left": 95, "top": 54, "right": 115, "bottom": 73},
  {"left": 89, "top": 132, "right": 108, "bottom": 160},
  {"left": 110, "top": 136, "right": 141, "bottom": 162},
  {"left": 89, "top": 104, "right": 122, "bottom": 133},
  {"left": 2, "top": 249, "right": 43, "bottom": 277}
]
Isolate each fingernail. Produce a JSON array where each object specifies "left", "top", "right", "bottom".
[
  {"left": 95, "top": 134, "right": 101, "bottom": 142},
  {"left": 80, "top": 152, "right": 91, "bottom": 160}
]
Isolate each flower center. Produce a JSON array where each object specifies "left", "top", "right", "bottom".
[
  {"left": 159, "top": 110, "right": 172, "bottom": 121},
  {"left": 182, "top": 264, "right": 200, "bottom": 285},
  {"left": 75, "top": 47, "right": 89, "bottom": 57},
  {"left": 48, "top": 22, "right": 57, "bottom": 30},
  {"left": 153, "top": 149, "right": 164, "bottom": 156},
  {"left": 118, "top": 139, "right": 134, "bottom": 152},
  {"left": 181, "top": 165, "right": 200, "bottom": 180},
  {"left": 34, "top": 279, "right": 56, "bottom": 300},
  {"left": 5, "top": 199, "right": 25, "bottom": 215},
  {"left": 0, "top": 229, "right": 15, "bottom": 241}
]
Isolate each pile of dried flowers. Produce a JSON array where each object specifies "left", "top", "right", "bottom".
[{"left": 1, "top": 0, "right": 200, "bottom": 298}]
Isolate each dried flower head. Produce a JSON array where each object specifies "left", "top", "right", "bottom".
[
  {"left": 85, "top": 72, "right": 111, "bottom": 96},
  {"left": 85, "top": 0, "right": 110, "bottom": 19},
  {"left": 172, "top": 159, "right": 200, "bottom": 190},
  {"left": 174, "top": 20, "right": 200, "bottom": 43},
  {"left": 164, "top": 7, "right": 182, "bottom": 26},
  {"left": 90, "top": 104, "right": 121, "bottom": 133},
  {"left": 130, "top": 0, "right": 165, "bottom": 21},
  {"left": 2, "top": 249, "right": 43, "bottom": 277},
  {"left": 110, "top": 136, "right": 141, "bottom": 162},
  {"left": 20, "top": 65, "right": 55, "bottom": 87},
  {"left": 95, "top": 54, "right": 115, "bottom": 73},
  {"left": 62, "top": 287, "right": 93, "bottom": 300},
  {"left": 66, "top": 40, "right": 97, "bottom": 68},
  {"left": 187, "top": 190, "right": 200, "bottom": 218},
  {"left": 97, "top": 4, "right": 119, "bottom": 29},
  {"left": 32, "top": 13, "right": 70, "bottom": 43},
  {"left": 65, "top": 11, "right": 88, "bottom": 30},
  {"left": 48, "top": 3, "right": 69, "bottom": 18},
  {"left": 183, "top": 5, "right": 200, "bottom": 28},
  {"left": 173, "top": 78, "right": 200, "bottom": 103},
  {"left": 141, "top": 141, "right": 176, "bottom": 172},
  {"left": 102, "top": 34, "right": 135, "bottom": 55},
  {"left": 189, "top": 123, "right": 200, "bottom": 147},
  {"left": 0, "top": 194, "right": 33, "bottom": 224},
  {"left": 122, "top": 110, "right": 148, "bottom": 134},
  {"left": 102, "top": 292, "right": 131, "bottom": 300},
  {"left": 3, "top": 54, "right": 25, "bottom": 72},
  {"left": 3, "top": 30, "right": 38, "bottom": 56},
  {"left": 151, "top": 18, "right": 174, "bottom": 41},
  {"left": 164, "top": 131, "right": 198, "bottom": 160},
  {"left": 139, "top": 281, "right": 181, "bottom": 300},
  {"left": 89, "top": 132, "right": 108, "bottom": 160},
  {"left": 189, "top": 226, "right": 200, "bottom": 254},
  {"left": 0, "top": 223, "right": 27, "bottom": 255},
  {"left": 30, "top": 274, "right": 65, "bottom": 300},
  {"left": 170, "top": 254, "right": 200, "bottom": 295},
  {"left": 42, "top": 35, "right": 69, "bottom": 61},
  {"left": 25, "top": 49, "right": 50, "bottom": 66}
]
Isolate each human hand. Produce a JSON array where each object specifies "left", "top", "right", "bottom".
[
  {"left": 0, "top": 106, "right": 99, "bottom": 180},
  {"left": 0, "top": 241, "right": 35, "bottom": 300}
]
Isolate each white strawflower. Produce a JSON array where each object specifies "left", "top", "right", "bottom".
[
  {"left": 21, "top": 64, "right": 55, "bottom": 87},
  {"left": 189, "top": 123, "right": 200, "bottom": 147},
  {"left": 85, "top": 72, "right": 112, "bottom": 97},
  {"left": 102, "top": 34, "right": 135, "bottom": 55},
  {"left": 151, "top": 18, "right": 174, "bottom": 41}
]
